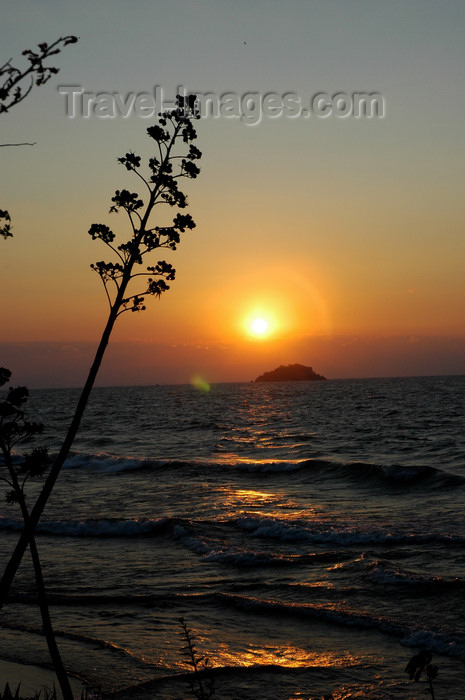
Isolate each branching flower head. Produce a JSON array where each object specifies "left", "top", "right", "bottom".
[
  {"left": 0, "top": 35, "right": 79, "bottom": 114},
  {"left": 88, "top": 94, "right": 202, "bottom": 316},
  {"left": 0, "top": 369, "right": 49, "bottom": 505}
]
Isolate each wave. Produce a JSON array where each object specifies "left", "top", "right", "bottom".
[
  {"left": 366, "top": 560, "right": 465, "bottom": 591},
  {"left": 233, "top": 515, "right": 465, "bottom": 547},
  {"left": 42, "top": 451, "right": 465, "bottom": 490},
  {"left": 216, "top": 593, "right": 465, "bottom": 662},
  {"left": 345, "top": 461, "right": 465, "bottom": 488},
  {"left": 61, "top": 452, "right": 310, "bottom": 475},
  {"left": 172, "top": 524, "right": 348, "bottom": 567},
  {"left": 2, "top": 508, "right": 463, "bottom": 550},
  {"left": 61, "top": 452, "right": 188, "bottom": 474},
  {"left": 6, "top": 449, "right": 460, "bottom": 494},
  {"left": 7, "top": 586, "right": 465, "bottom": 665},
  {"left": 7, "top": 590, "right": 205, "bottom": 608},
  {"left": 0, "top": 618, "right": 161, "bottom": 666},
  {"left": 285, "top": 458, "right": 465, "bottom": 489},
  {"left": 0, "top": 516, "right": 172, "bottom": 537}
]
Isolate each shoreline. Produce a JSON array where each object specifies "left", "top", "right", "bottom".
[{"left": 0, "top": 658, "right": 86, "bottom": 698}]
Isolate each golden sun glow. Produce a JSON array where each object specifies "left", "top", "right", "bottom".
[
  {"left": 251, "top": 318, "right": 269, "bottom": 336},
  {"left": 244, "top": 311, "right": 276, "bottom": 339}
]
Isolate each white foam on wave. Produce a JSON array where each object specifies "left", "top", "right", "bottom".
[
  {"left": 366, "top": 561, "right": 464, "bottom": 588},
  {"left": 62, "top": 452, "right": 163, "bottom": 473},
  {"left": 0, "top": 516, "right": 170, "bottom": 537},
  {"left": 173, "top": 525, "right": 308, "bottom": 566},
  {"left": 402, "top": 628, "right": 465, "bottom": 661},
  {"left": 218, "top": 593, "right": 465, "bottom": 661},
  {"left": 235, "top": 515, "right": 397, "bottom": 545},
  {"left": 234, "top": 515, "right": 465, "bottom": 547}
]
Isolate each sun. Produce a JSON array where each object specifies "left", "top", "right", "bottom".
[
  {"left": 251, "top": 318, "right": 269, "bottom": 336},
  {"left": 244, "top": 312, "right": 275, "bottom": 339}
]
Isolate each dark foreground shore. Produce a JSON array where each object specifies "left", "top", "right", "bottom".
[{"left": 0, "top": 659, "right": 86, "bottom": 697}]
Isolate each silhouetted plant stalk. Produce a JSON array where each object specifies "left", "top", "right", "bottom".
[
  {"left": 0, "top": 35, "right": 79, "bottom": 238},
  {"left": 0, "top": 373, "right": 74, "bottom": 700},
  {"left": 405, "top": 649, "right": 438, "bottom": 699},
  {"left": 0, "top": 208, "right": 12, "bottom": 239},
  {"left": 1, "top": 35, "right": 81, "bottom": 698},
  {"left": 179, "top": 618, "right": 215, "bottom": 700},
  {"left": 0, "top": 95, "right": 201, "bottom": 620},
  {"left": 0, "top": 35, "right": 78, "bottom": 114}
]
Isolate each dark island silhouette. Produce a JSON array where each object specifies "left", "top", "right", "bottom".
[{"left": 255, "top": 364, "right": 327, "bottom": 382}]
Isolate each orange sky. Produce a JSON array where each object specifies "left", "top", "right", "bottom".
[{"left": 1, "top": 1, "right": 464, "bottom": 387}]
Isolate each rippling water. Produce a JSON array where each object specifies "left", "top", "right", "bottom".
[{"left": 1, "top": 376, "right": 465, "bottom": 698}]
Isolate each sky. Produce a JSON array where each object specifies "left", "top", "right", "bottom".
[{"left": 1, "top": 0, "right": 464, "bottom": 387}]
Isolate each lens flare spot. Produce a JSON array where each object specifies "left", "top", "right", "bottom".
[{"left": 191, "top": 375, "right": 210, "bottom": 392}]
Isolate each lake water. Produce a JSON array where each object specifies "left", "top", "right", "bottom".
[{"left": 1, "top": 376, "right": 465, "bottom": 699}]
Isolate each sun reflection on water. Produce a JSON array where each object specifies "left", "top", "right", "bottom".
[
  {"left": 205, "top": 642, "right": 360, "bottom": 669},
  {"left": 212, "top": 485, "right": 316, "bottom": 519}
]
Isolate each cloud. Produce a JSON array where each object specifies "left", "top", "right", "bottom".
[{"left": 1, "top": 335, "right": 464, "bottom": 389}]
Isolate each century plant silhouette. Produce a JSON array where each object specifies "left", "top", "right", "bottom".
[
  {"left": 0, "top": 35, "right": 79, "bottom": 238},
  {"left": 0, "top": 94, "right": 202, "bottom": 663},
  {"left": 1, "top": 35, "right": 79, "bottom": 698},
  {"left": 0, "top": 35, "right": 79, "bottom": 114},
  {"left": 0, "top": 371, "right": 74, "bottom": 699},
  {"left": 179, "top": 618, "right": 215, "bottom": 700},
  {"left": 405, "top": 650, "right": 438, "bottom": 699}
]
